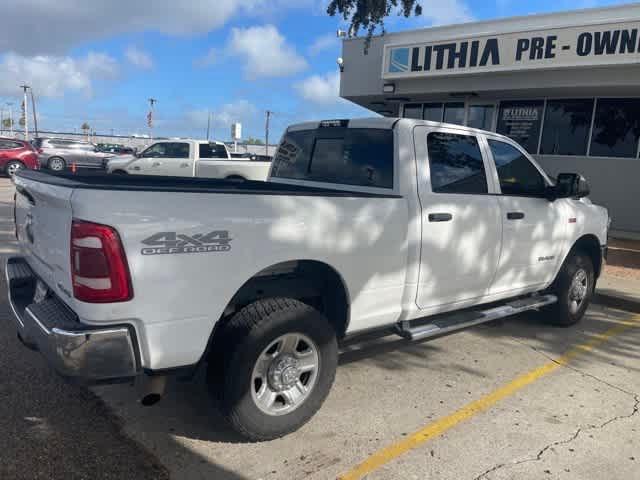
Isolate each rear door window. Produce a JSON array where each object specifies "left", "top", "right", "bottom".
[
  {"left": 426, "top": 132, "right": 488, "bottom": 194},
  {"left": 271, "top": 128, "right": 394, "bottom": 188},
  {"left": 199, "top": 143, "right": 228, "bottom": 159}
]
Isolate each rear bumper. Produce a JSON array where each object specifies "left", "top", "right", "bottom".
[{"left": 5, "top": 257, "right": 139, "bottom": 383}]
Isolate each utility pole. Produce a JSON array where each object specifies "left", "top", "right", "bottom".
[
  {"left": 7, "top": 102, "right": 13, "bottom": 137},
  {"left": 265, "top": 110, "right": 273, "bottom": 156},
  {"left": 148, "top": 98, "right": 157, "bottom": 141},
  {"left": 20, "top": 84, "right": 29, "bottom": 141},
  {"left": 0, "top": 108, "right": 3, "bottom": 135},
  {"left": 7, "top": 102, "right": 13, "bottom": 136},
  {"left": 29, "top": 87, "right": 38, "bottom": 138},
  {"left": 206, "top": 110, "right": 211, "bottom": 140}
]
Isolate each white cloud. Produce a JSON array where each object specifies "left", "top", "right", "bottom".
[
  {"left": 420, "top": 0, "right": 474, "bottom": 25},
  {"left": 308, "top": 33, "right": 338, "bottom": 56},
  {"left": 183, "top": 100, "right": 258, "bottom": 134},
  {"left": 194, "top": 48, "right": 218, "bottom": 68},
  {"left": 0, "top": 0, "right": 312, "bottom": 55},
  {"left": 125, "top": 46, "right": 153, "bottom": 69},
  {"left": 0, "top": 52, "right": 118, "bottom": 98},
  {"left": 295, "top": 71, "right": 343, "bottom": 105},
  {"left": 227, "top": 25, "right": 307, "bottom": 79}
]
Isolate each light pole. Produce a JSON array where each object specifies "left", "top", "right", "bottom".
[
  {"left": 29, "top": 87, "right": 38, "bottom": 138},
  {"left": 265, "top": 110, "right": 273, "bottom": 156},
  {"left": 148, "top": 98, "right": 157, "bottom": 141},
  {"left": 20, "top": 84, "right": 29, "bottom": 141}
]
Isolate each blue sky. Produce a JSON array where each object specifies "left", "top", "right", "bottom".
[{"left": 0, "top": 0, "right": 631, "bottom": 142}]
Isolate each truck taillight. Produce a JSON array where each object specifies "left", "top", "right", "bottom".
[{"left": 71, "top": 220, "right": 133, "bottom": 303}]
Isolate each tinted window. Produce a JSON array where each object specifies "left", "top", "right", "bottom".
[
  {"left": 199, "top": 143, "right": 228, "bottom": 159},
  {"left": 143, "top": 142, "right": 189, "bottom": 158},
  {"left": 49, "top": 140, "right": 74, "bottom": 148},
  {"left": 488, "top": 140, "right": 547, "bottom": 196},
  {"left": 424, "top": 103, "right": 443, "bottom": 122},
  {"left": 403, "top": 104, "right": 423, "bottom": 119},
  {"left": 590, "top": 98, "right": 640, "bottom": 158},
  {"left": 540, "top": 99, "right": 594, "bottom": 156},
  {"left": 496, "top": 100, "right": 544, "bottom": 153},
  {"left": 443, "top": 103, "right": 465, "bottom": 125},
  {"left": 467, "top": 105, "right": 495, "bottom": 130},
  {"left": 271, "top": 128, "right": 394, "bottom": 188},
  {"left": 271, "top": 130, "right": 314, "bottom": 180},
  {"left": 0, "top": 140, "right": 22, "bottom": 149},
  {"left": 427, "top": 132, "right": 488, "bottom": 194}
]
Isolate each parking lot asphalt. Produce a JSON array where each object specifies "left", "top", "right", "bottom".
[{"left": 0, "top": 177, "right": 638, "bottom": 480}]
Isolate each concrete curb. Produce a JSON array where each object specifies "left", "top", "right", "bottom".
[{"left": 594, "top": 292, "right": 640, "bottom": 314}]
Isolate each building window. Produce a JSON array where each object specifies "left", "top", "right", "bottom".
[
  {"left": 426, "top": 132, "right": 488, "bottom": 194},
  {"left": 496, "top": 100, "right": 544, "bottom": 154},
  {"left": 468, "top": 105, "right": 495, "bottom": 130},
  {"left": 590, "top": 98, "right": 640, "bottom": 158},
  {"left": 443, "top": 102, "right": 465, "bottom": 125},
  {"left": 403, "top": 104, "right": 423, "bottom": 119},
  {"left": 424, "top": 103, "right": 444, "bottom": 122},
  {"left": 540, "top": 99, "right": 594, "bottom": 156}
]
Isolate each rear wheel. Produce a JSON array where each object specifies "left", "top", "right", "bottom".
[
  {"left": 5, "top": 160, "right": 25, "bottom": 177},
  {"left": 545, "top": 251, "right": 594, "bottom": 327},
  {"left": 207, "top": 298, "right": 338, "bottom": 441},
  {"left": 48, "top": 157, "right": 66, "bottom": 171}
]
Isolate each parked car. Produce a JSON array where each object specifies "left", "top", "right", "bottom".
[
  {"left": 7, "top": 118, "right": 609, "bottom": 441},
  {"left": 106, "top": 139, "right": 271, "bottom": 181},
  {"left": 34, "top": 138, "right": 114, "bottom": 171},
  {"left": 97, "top": 143, "right": 136, "bottom": 155},
  {"left": 0, "top": 138, "right": 39, "bottom": 177}
]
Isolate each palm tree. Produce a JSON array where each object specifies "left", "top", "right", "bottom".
[{"left": 81, "top": 122, "right": 91, "bottom": 141}]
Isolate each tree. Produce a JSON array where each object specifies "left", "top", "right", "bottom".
[
  {"left": 81, "top": 122, "right": 91, "bottom": 132},
  {"left": 327, "top": 0, "right": 422, "bottom": 52},
  {"left": 246, "top": 137, "right": 264, "bottom": 145},
  {"left": 1, "top": 118, "right": 13, "bottom": 129}
]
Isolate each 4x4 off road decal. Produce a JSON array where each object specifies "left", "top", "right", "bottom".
[{"left": 141, "top": 231, "right": 232, "bottom": 255}]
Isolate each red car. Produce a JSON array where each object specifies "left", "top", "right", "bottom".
[{"left": 0, "top": 138, "right": 39, "bottom": 177}]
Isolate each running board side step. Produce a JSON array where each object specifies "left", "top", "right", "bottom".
[{"left": 396, "top": 294, "right": 557, "bottom": 341}]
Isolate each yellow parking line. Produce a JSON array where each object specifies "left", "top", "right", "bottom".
[{"left": 338, "top": 314, "right": 640, "bottom": 480}]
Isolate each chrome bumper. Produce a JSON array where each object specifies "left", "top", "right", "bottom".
[{"left": 5, "top": 257, "right": 139, "bottom": 383}]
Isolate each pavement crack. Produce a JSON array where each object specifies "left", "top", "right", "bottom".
[
  {"left": 473, "top": 394, "right": 639, "bottom": 479},
  {"left": 472, "top": 338, "right": 640, "bottom": 480}
]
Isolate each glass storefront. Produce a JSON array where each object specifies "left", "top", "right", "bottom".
[{"left": 403, "top": 97, "right": 640, "bottom": 158}]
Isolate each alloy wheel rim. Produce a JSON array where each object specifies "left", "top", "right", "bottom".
[
  {"left": 568, "top": 268, "right": 588, "bottom": 314},
  {"left": 7, "top": 163, "right": 21, "bottom": 176},
  {"left": 251, "top": 333, "right": 319, "bottom": 416},
  {"left": 50, "top": 159, "right": 64, "bottom": 171}
]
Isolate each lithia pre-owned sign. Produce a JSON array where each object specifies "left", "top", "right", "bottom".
[{"left": 382, "top": 21, "right": 640, "bottom": 79}]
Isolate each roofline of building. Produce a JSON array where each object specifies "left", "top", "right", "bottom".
[{"left": 343, "top": 2, "right": 640, "bottom": 43}]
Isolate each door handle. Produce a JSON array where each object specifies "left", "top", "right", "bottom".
[
  {"left": 180, "top": 163, "right": 189, "bottom": 168},
  {"left": 152, "top": 162, "right": 161, "bottom": 167},
  {"left": 507, "top": 212, "right": 525, "bottom": 220},
  {"left": 428, "top": 213, "right": 453, "bottom": 222}
]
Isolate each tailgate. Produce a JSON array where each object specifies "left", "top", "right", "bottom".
[{"left": 13, "top": 174, "right": 74, "bottom": 303}]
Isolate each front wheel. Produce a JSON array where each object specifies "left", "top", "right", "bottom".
[
  {"left": 545, "top": 251, "right": 594, "bottom": 327},
  {"left": 208, "top": 298, "right": 338, "bottom": 441},
  {"left": 5, "top": 160, "right": 25, "bottom": 177},
  {"left": 48, "top": 157, "right": 66, "bottom": 171}
]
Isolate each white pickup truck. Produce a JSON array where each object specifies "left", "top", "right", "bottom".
[
  {"left": 106, "top": 139, "right": 271, "bottom": 181},
  {"left": 7, "top": 118, "right": 609, "bottom": 441}
]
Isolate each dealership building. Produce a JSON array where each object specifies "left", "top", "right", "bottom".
[{"left": 340, "top": 3, "right": 640, "bottom": 236}]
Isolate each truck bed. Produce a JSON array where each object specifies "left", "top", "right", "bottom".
[{"left": 16, "top": 170, "right": 401, "bottom": 198}]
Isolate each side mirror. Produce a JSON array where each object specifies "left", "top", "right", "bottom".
[{"left": 555, "top": 173, "right": 590, "bottom": 199}]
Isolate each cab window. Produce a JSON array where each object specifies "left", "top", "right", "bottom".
[
  {"left": 488, "top": 139, "right": 547, "bottom": 196},
  {"left": 426, "top": 132, "right": 488, "bottom": 194}
]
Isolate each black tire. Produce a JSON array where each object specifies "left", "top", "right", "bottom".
[
  {"left": 48, "top": 157, "right": 66, "bottom": 171},
  {"left": 112, "top": 170, "right": 128, "bottom": 174},
  {"left": 5, "top": 160, "right": 25, "bottom": 177},
  {"left": 207, "top": 298, "right": 338, "bottom": 441},
  {"left": 545, "top": 251, "right": 594, "bottom": 327}
]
